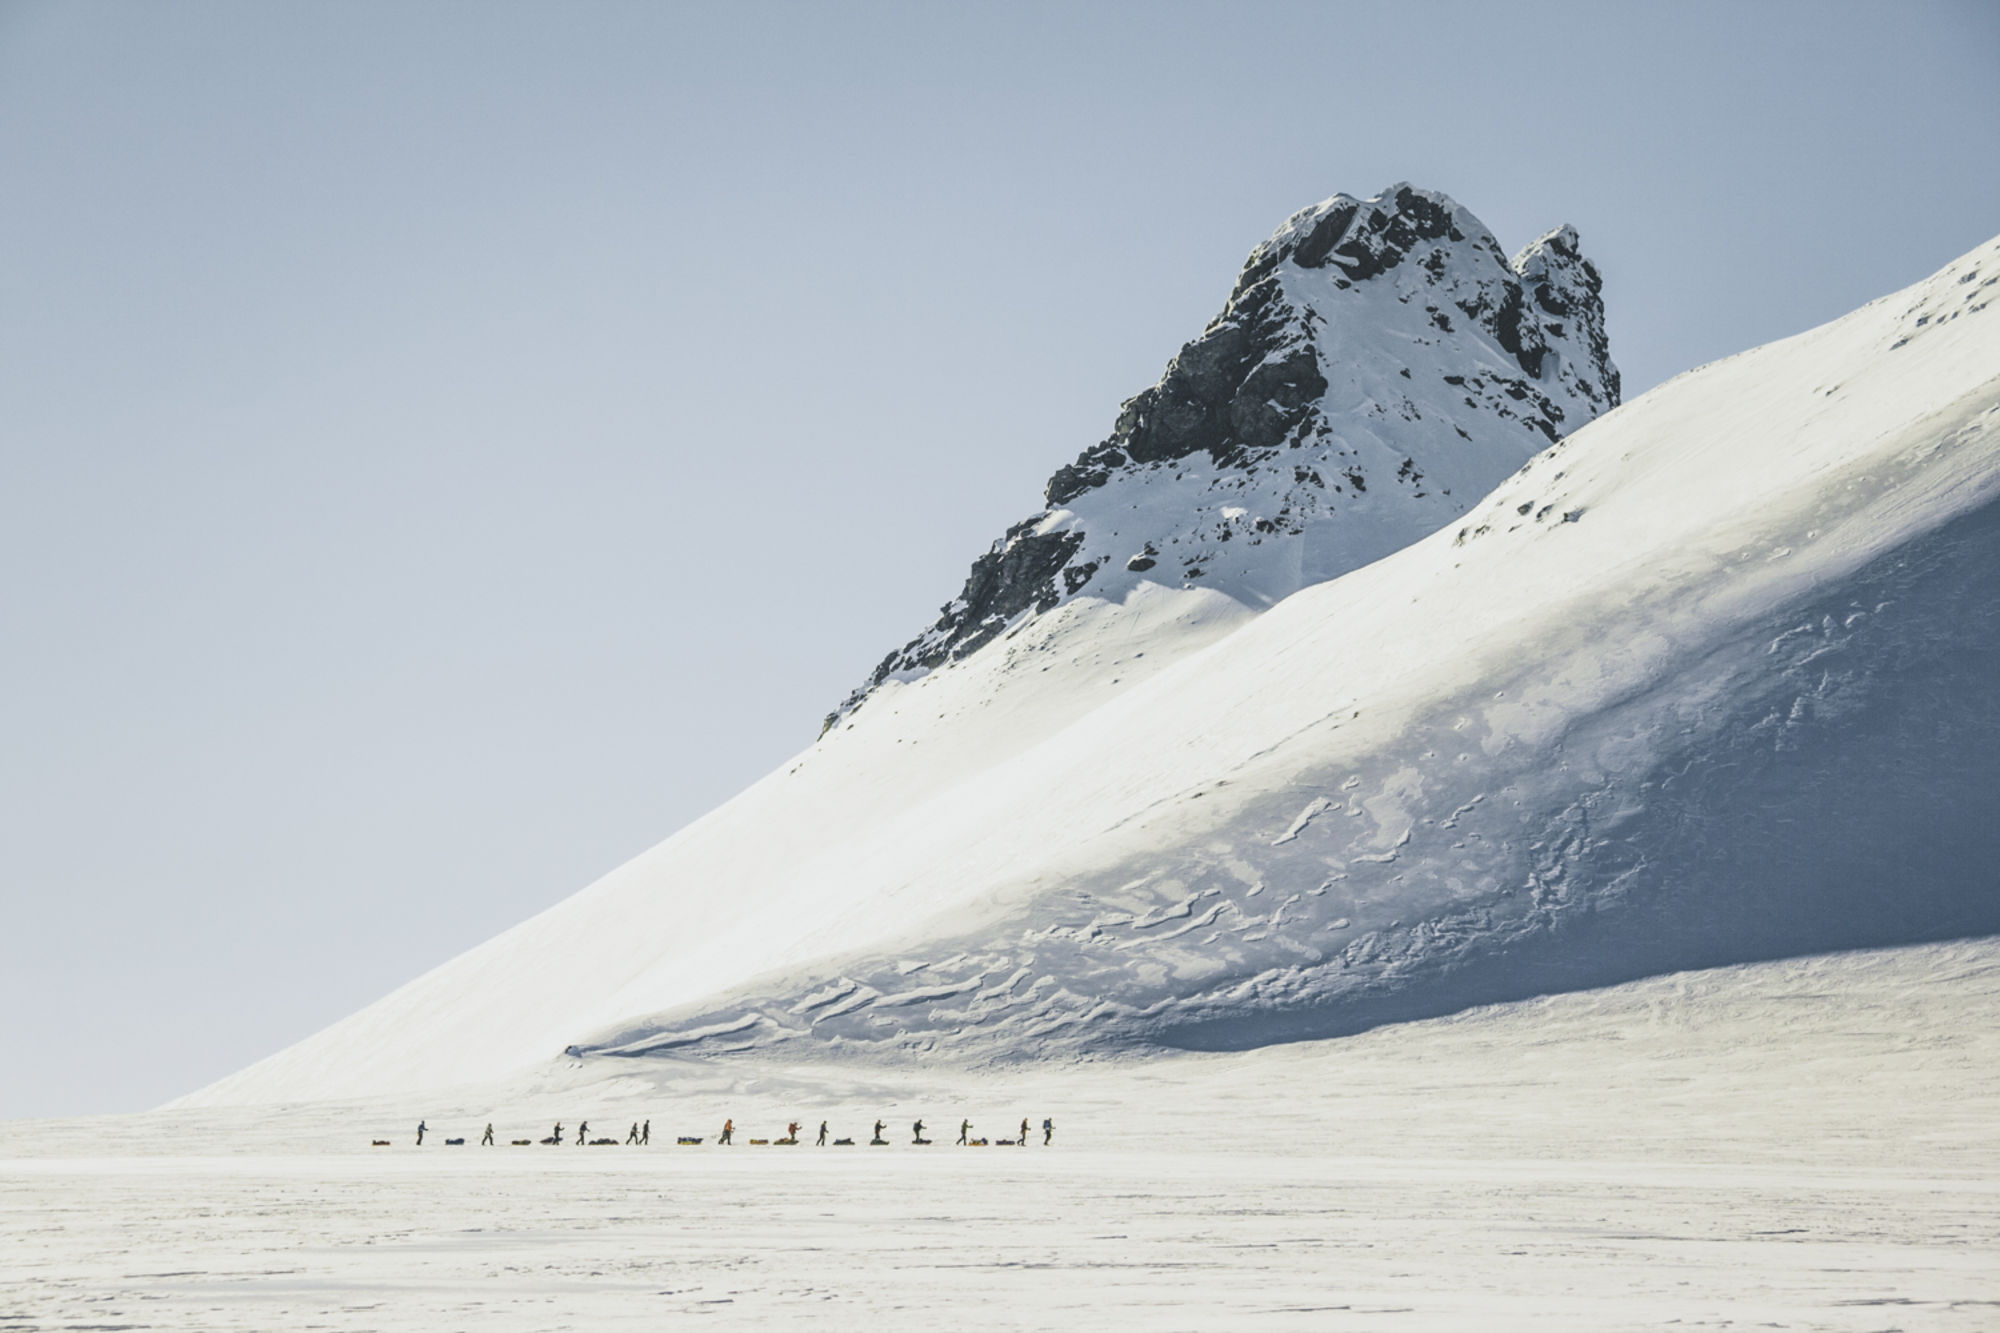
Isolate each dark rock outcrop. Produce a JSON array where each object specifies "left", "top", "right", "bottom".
[{"left": 824, "top": 184, "right": 1620, "bottom": 734}]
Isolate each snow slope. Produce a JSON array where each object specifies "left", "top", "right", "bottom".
[{"left": 182, "top": 223, "right": 2000, "bottom": 1107}]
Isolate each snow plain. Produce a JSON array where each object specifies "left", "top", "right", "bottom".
[{"left": 8, "top": 939, "right": 1998, "bottom": 1330}]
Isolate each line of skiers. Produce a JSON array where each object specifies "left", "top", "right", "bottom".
[
  {"left": 411, "top": 1116, "right": 1055, "bottom": 1146},
  {"left": 701, "top": 1116, "right": 1056, "bottom": 1146}
]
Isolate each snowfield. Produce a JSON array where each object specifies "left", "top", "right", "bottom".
[{"left": 6, "top": 941, "right": 1999, "bottom": 1329}]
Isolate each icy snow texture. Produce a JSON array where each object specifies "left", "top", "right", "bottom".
[
  {"left": 829, "top": 183, "right": 1619, "bottom": 726},
  {"left": 183, "top": 225, "right": 2000, "bottom": 1106}
]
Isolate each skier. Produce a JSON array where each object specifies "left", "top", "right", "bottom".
[
  {"left": 871, "top": 1119, "right": 886, "bottom": 1145},
  {"left": 786, "top": 1121, "right": 801, "bottom": 1143},
  {"left": 719, "top": 1118, "right": 734, "bottom": 1145},
  {"left": 626, "top": 1122, "right": 640, "bottom": 1144},
  {"left": 912, "top": 1119, "right": 928, "bottom": 1145},
  {"left": 415, "top": 1120, "right": 427, "bottom": 1146},
  {"left": 577, "top": 1120, "right": 589, "bottom": 1147},
  {"left": 1042, "top": 1117, "right": 1054, "bottom": 1146},
  {"left": 481, "top": 1124, "right": 494, "bottom": 1146},
  {"left": 1019, "top": 1117, "right": 1030, "bottom": 1147},
  {"left": 816, "top": 1120, "right": 828, "bottom": 1146},
  {"left": 641, "top": 1119, "right": 651, "bottom": 1146},
  {"left": 551, "top": 1122, "right": 563, "bottom": 1146},
  {"left": 957, "top": 1119, "right": 971, "bottom": 1146}
]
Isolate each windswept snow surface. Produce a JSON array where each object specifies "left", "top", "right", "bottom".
[
  {"left": 9, "top": 943, "right": 2000, "bottom": 1330},
  {"left": 189, "top": 231, "right": 2000, "bottom": 1108}
]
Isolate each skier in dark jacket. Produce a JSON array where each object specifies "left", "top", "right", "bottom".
[
  {"left": 957, "top": 1119, "right": 971, "bottom": 1145},
  {"left": 577, "top": 1120, "right": 589, "bottom": 1146},
  {"left": 871, "top": 1119, "right": 886, "bottom": 1145},
  {"left": 1042, "top": 1117, "right": 1054, "bottom": 1146},
  {"left": 551, "top": 1122, "right": 563, "bottom": 1145},
  {"left": 481, "top": 1124, "right": 494, "bottom": 1146},
  {"left": 816, "top": 1120, "right": 828, "bottom": 1146},
  {"left": 415, "top": 1120, "right": 427, "bottom": 1146},
  {"left": 912, "top": 1119, "right": 928, "bottom": 1144},
  {"left": 1019, "top": 1117, "right": 1030, "bottom": 1147},
  {"left": 626, "top": 1122, "right": 640, "bottom": 1144},
  {"left": 641, "top": 1120, "right": 650, "bottom": 1146}
]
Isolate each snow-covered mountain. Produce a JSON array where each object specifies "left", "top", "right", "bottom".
[
  {"left": 829, "top": 183, "right": 1617, "bottom": 728},
  {"left": 180, "top": 199, "right": 2000, "bottom": 1107}
]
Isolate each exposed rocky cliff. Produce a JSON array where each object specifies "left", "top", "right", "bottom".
[{"left": 828, "top": 184, "right": 1619, "bottom": 731}]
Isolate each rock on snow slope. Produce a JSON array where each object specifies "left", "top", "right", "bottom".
[
  {"left": 182, "top": 199, "right": 2000, "bottom": 1107},
  {"left": 827, "top": 183, "right": 1618, "bottom": 729}
]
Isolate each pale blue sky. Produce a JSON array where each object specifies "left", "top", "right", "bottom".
[{"left": 3, "top": 0, "right": 1995, "bottom": 1116}]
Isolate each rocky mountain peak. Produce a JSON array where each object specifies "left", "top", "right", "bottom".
[{"left": 826, "top": 184, "right": 1620, "bottom": 733}]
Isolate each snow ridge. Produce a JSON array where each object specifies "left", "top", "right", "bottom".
[
  {"left": 827, "top": 184, "right": 1618, "bottom": 729},
  {"left": 565, "top": 235, "right": 2000, "bottom": 1068},
  {"left": 176, "top": 223, "right": 2000, "bottom": 1109}
]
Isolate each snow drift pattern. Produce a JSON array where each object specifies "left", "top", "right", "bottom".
[{"left": 593, "top": 497, "right": 2000, "bottom": 1061}]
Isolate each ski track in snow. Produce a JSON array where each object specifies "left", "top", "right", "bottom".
[{"left": 6, "top": 941, "right": 2000, "bottom": 1330}]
